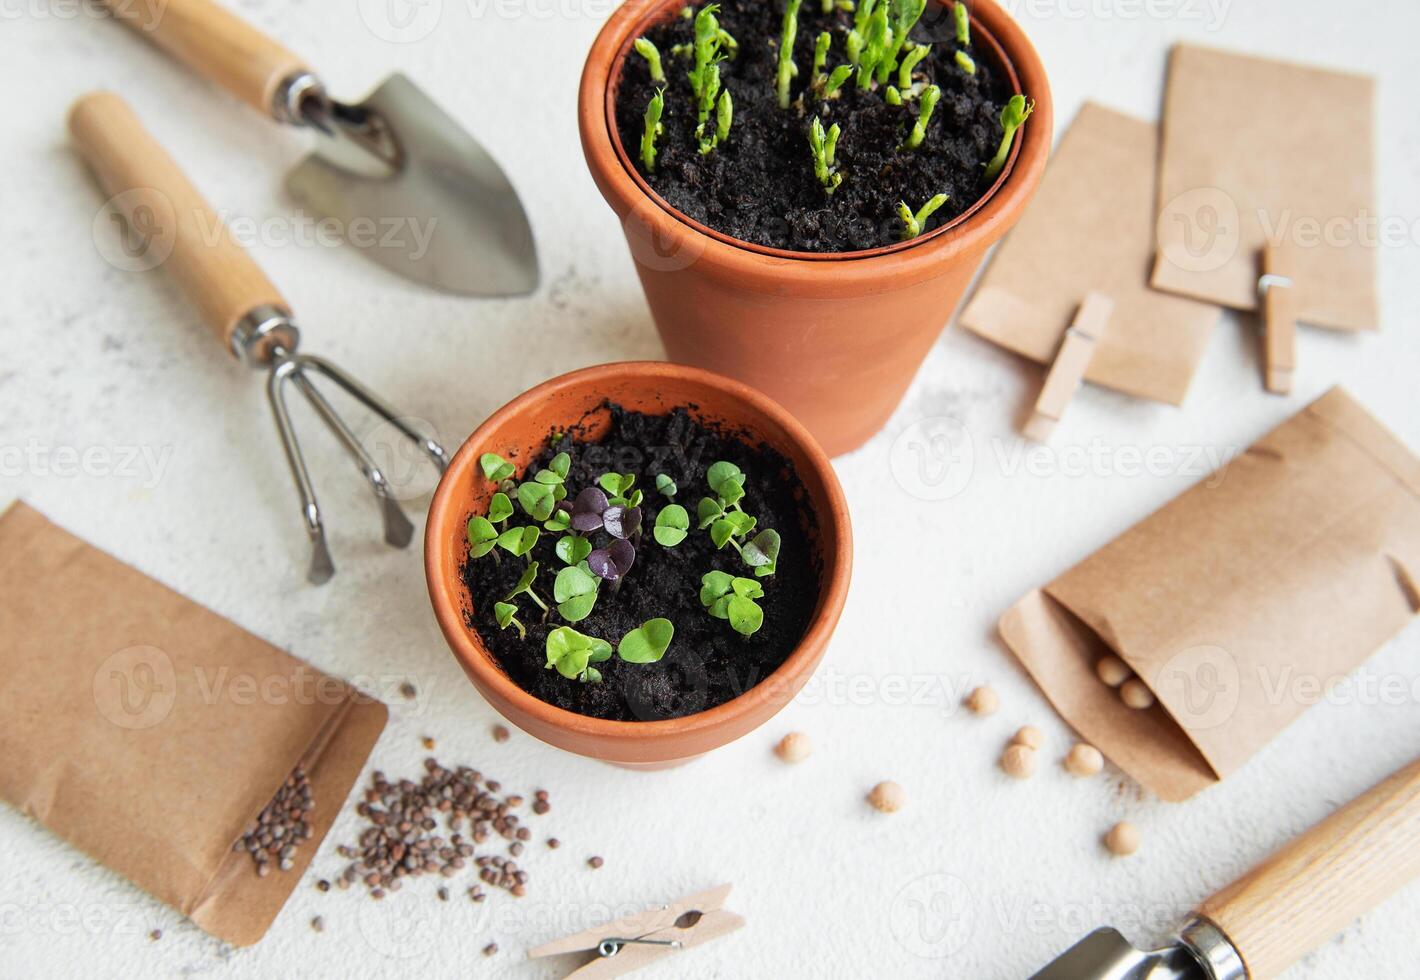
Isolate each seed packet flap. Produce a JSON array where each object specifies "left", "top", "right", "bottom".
[
  {"left": 0, "top": 502, "right": 387, "bottom": 946},
  {"left": 999, "top": 389, "right": 1420, "bottom": 801},
  {"left": 961, "top": 102, "right": 1219, "bottom": 406}
]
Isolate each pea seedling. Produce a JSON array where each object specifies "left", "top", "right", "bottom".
[
  {"left": 494, "top": 602, "right": 526, "bottom": 640},
  {"left": 953, "top": 0, "right": 969, "bottom": 44},
  {"left": 688, "top": 4, "right": 734, "bottom": 154},
  {"left": 776, "top": 0, "right": 801, "bottom": 110},
  {"left": 700, "top": 571, "right": 766, "bottom": 636},
  {"left": 885, "top": 85, "right": 902, "bottom": 105},
  {"left": 984, "top": 93, "right": 1034, "bottom": 182},
  {"left": 897, "top": 43, "right": 928, "bottom": 89},
  {"left": 545, "top": 626, "right": 612, "bottom": 683},
  {"left": 618, "top": 618, "right": 675, "bottom": 664},
  {"left": 879, "top": 0, "right": 927, "bottom": 85},
  {"left": 642, "top": 88, "right": 665, "bottom": 173},
  {"left": 653, "top": 504, "right": 691, "bottom": 546},
  {"left": 901, "top": 83, "right": 940, "bottom": 150},
  {"left": 846, "top": 0, "right": 876, "bottom": 64},
  {"left": 855, "top": 3, "right": 890, "bottom": 89},
  {"left": 553, "top": 564, "right": 599, "bottom": 622},
  {"left": 808, "top": 116, "right": 843, "bottom": 194},
  {"left": 634, "top": 37, "right": 665, "bottom": 82},
  {"left": 954, "top": 50, "right": 976, "bottom": 75},
  {"left": 897, "top": 193, "right": 948, "bottom": 239},
  {"left": 810, "top": 33, "right": 853, "bottom": 99}
]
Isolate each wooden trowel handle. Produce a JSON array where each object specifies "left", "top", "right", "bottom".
[
  {"left": 99, "top": 0, "right": 310, "bottom": 117},
  {"left": 69, "top": 92, "right": 290, "bottom": 358},
  {"left": 1198, "top": 756, "right": 1420, "bottom": 979}
]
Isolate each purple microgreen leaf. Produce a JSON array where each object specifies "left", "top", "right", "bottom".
[
  {"left": 587, "top": 548, "right": 620, "bottom": 582},
  {"left": 609, "top": 537, "right": 636, "bottom": 576}
]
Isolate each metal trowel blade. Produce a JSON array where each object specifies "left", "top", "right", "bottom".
[
  {"left": 286, "top": 72, "right": 538, "bottom": 297},
  {"left": 1030, "top": 928, "right": 1206, "bottom": 980}
]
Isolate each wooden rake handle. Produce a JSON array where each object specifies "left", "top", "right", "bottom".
[
  {"left": 1198, "top": 756, "right": 1420, "bottom": 979},
  {"left": 98, "top": 0, "right": 310, "bottom": 117},
  {"left": 69, "top": 91, "right": 290, "bottom": 358}
]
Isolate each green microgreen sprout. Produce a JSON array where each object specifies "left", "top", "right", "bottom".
[
  {"left": 504, "top": 561, "right": 550, "bottom": 617},
  {"left": 885, "top": 85, "right": 902, "bottom": 105},
  {"left": 517, "top": 452, "right": 570, "bottom": 520},
  {"left": 545, "top": 626, "right": 612, "bottom": 683},
  {"left": 641, "top": 88, "right": 665, "bottom": 173},
  {"left": 897, "top": 43, "right": 928, "bottom": 89},
  {"left": 808, "top": 116, "right": 843, "bottom": 195},
  {"left": 879, "top": 0, "right": 927, "bottom": 85},
  {"left": 901, "top": 83, "right": 940, "bottom": 150},
  {"left": 812, "top": 30, "right": 830, "bottom": 79},
  {"left": 497, "top": 524, "right": 540, "bottom": 558},
  {"left": 634, "top": 37, "right": 665, "bottom": 82},
  {"left": 820, "top": 0, "right": 852, "bottom": 11},
  {"left": 711, "top": 88, "right": 733, "bottom": 155},
  {"left": 823, "top": 65, "right": 854, "bottom": 97},
  {"left": 480, "top": 452, "right": 514, "bottom": 482},
  {"left": 953, "top": 0, "right": 969, "bottom": 44},
  {"left": 699, "top": 571, "right": 766, "bottom": 636},
  {"left": 855, "top": 2, "right": 890, "bottom": 89},
  {"left": 688, "top": 4, "right": 733, "bottom": 154},
  {"left": 494, "top": 601, "right": 526, "bottom": 640},
  {"left": 954, "top": 49, "right": 976, "bottom": 75},
  {"left": 655, "top": 473, "right": 677, "bottom": 498},
  {"left": 653, "top": 504, "right": 691, "bottom": 546},
  {"left": 847, "top": 0, "right": 876, "bottom": 64},
  {"left": 741, "top": 529, "right": 782, "bottom": 577},
  {"left": 556, "top": 534, "right": 592, "bottom": 566},
  {"left": 488, "top": 491, "right": 514, "bottom": 526},
  {"left": 467, "top": 516, "right": 499, "bottom": 558},
  {"left": 545, "top": 507, "right": 572, "bottom": 533},
  {"left": 553, "top": 563, "right": 600, "bottom": 622},
  {"left": 598, "top": 472, "right": 640, "bottom": 507},
  {"left": 810, "top": 31, "right": 853, "bottom": 99},
  {"left": 618, "top": 618, "right": 675, "bottom": 664},
  {"left": 984, "top": 93, "right": 1034, "bottom": 182},
  {"left": 897, "top": 193, "right": 948, "bottom": 240},
  {"left": 776, "top": 0, "right": 802, "bottom": 110}
]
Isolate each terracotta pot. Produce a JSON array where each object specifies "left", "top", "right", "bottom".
[
  {"left": 424, "top": 362, "right": 852, "bottom": 768},
  {"left": 579, "top": 0, "right": 1052, "bottom": 457}
]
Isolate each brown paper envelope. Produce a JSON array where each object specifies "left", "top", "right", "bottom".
[
  {"left": 961, "top": 102, "right": 1219, "bottom": 405},
  {"left": 1152, "top": 43, "right": 1378, "bottom": 332},
  {"left": 0, "top": 502, "right": 388, "bottom": 946},
  {"left": 1000, "top": 389, "right": 1420, "bottom": 801}
]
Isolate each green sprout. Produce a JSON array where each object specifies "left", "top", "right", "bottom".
[
  {"left": 553, "top": 564, "right": 599, "bottom": 622},
  {"left": 776, "top": 0, "right": 802, "bottom": 110},
  {"left": 497, "top": 525, "right": 540, "bottom": 558},
  {"left": 984, "top": 93, "right": 1034, "bottom": 182},
  {"left": 494, "top": 601, "right": 526, "bottom": 640},
  {"left": 808, "top": 116, "right": 843, "bottom": 194},
  {"left": 885, "top": 85, "right": 902, "bottom": 105},
  {"left": 634, "top": 37, "right": 665, "bottom": 82},
  {"left": 556, "top": 534, "right": 592, "bottom": 566},
  {"left": 901, "top": 83, "right": 940, "bottom": 150},
  {"left": 897, "top": 193, "right": 948, "bottom": 240},
  {"left": 897, "top": 43, "right": 928, "bottom": 88},
  {"left": 505, "top": 561, "right": 550, "bottom": 617},
  {"left": 812, "top": 30, "right": 830, "bottom": 78},
  {"left": 467, "top": 516, "right": 499, "bottom": 558},
  {"left": 545, "top": 626, "right": 612, "bottom": 683},
  {"left": 879, "top": 0, "right": 927, "bottom": 85},
  {"left": 688, "top": 4, "right": 733, "bottom": 154},
  {"left": 855, "top": 2, "right": 889, "bottom": 89},
  {"left": 598, "top": 471, "right": 642, "bottom": 507},
  {"left": 810, "top": 32, "right": 853, "bottom": 98},
  {"left": 711, "top": 88, "right": 733, "bottom": 155},
  {"left": 488, "top": 492, "right": 514, "bottom": 525},
  {"left": 846, "top": 0, "right": 876, "bottom": 64},
  {"left": 741, "top": 529, "right": 782, "bottom": 577},
  {"left": 700, "top": 571, "right": 766, "bottom": 636},
  {"left": 618, "top": 618, "right": 675, "bottom": 664},
  {"left": 545, "top": 508, "right": 572, "bottom": 533},
  {"left": 653, "top": 504, "right": 691, "bottom": 546},
  {"left": 517, "top": 452, "right": 570, "bottom": 520},
  {"left": 655, "top": 473, "right": 678, "bottom": 498},
  {"left": 480, "top": 452, "right": 514, "bottom": 482},
  {"left": 641, "top": 88, "right": 665, "bottom": 173},
  {"left": 953, "top": 0, "right": 969, "bottom": 44},
  {"left": 954, "top": 49, "right": 976, "bottom": 75},
  {"left": 710, "top": 510, "right": 756, "bottom": 549}
]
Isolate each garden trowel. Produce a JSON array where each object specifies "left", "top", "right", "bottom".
[
  {"left": 1032, "top": 755, "right": 1420, "bottom": 979},
  {"left": 101, "top": 0, "right": 538, "bottom": 297}
]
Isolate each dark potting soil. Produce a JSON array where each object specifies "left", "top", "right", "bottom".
[
  {"left": 461, "top": 407, "right": 822, "bottom": 722},
  {"left": 613, "top": 0, "right": 1014, "bottom": 252}
]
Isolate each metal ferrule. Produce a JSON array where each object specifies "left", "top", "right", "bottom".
[
  {"left": 272, "top": 70, "right": 326, "bottom": 126},
  {"left": 1179, "top": 917, "right": 1248, "bottom": 980},
  {"left": 231, "top": 305, "right": 300, "bottom": 367}
]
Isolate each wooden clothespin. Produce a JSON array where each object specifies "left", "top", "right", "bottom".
[
  {"left": 1258, "top": 243, "right": 1297, "bottom": 394},
  {"left": 527, "top": 883, "right": 744, "bottom": 978},
  {"left": 1022, "top": 291, "right": 1114, "bottom": 443}
]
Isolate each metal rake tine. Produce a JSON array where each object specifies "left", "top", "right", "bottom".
[
  {"left": 295, "top": 353, "right": 450, "bottom": 472},
  {"left": 267, "top": 357, "right": 336, "bottom": 585},
  {"left": 286, "top": 363, "right": 416, "bottom": 550}
]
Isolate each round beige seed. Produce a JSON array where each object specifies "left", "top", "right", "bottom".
[
  {"left": 1105, "top": 821, "right": 1141, "bottom": 856},
  {"left": 1119, "top": 679, "right": 1156, "bottom": 710},
  {"left": 868, "top": 781, "right": 906, "bottom": 813},
  {"left": 1096, "top": 655, "right": 1132, "bottom": 688},
  {"left": 1065, "top": 743, "right": 1104, "bottom": 778},
  {"left": 1000, "top": 744, "right": 1037, "bottom": 779},
  {"left": 774, "top": 732, "right": 814, "bottom": 764},
  {"left": 966, "top": 686, "right": 999, "bottom": 717},
  {"left": 1011, "top": 726, "right": 1044, "bottom": 750}
]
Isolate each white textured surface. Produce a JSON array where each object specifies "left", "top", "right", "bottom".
[{"left": 2, "top": 0, "right": 1418, "bottom": 977}]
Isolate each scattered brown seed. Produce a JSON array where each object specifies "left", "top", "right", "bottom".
[
  {"left": 966, "top": 686, "right": 999, "bottom": 716},
  {"left": 1011, "top": 726, "right": 1045, "bottom": 750},
  {"left": 310, "top": 916, "right": 324, "bottom": 933},
  {"left": 1065, "top": 743, "right": 1104, "bottom": 778},
  {"left": 868, "top": 781, "right": 906, "bottom": 813},
  {"left": 149, "top": 929, "right": 162, "bottom": 941},
  {"left": 400, "top": 682, "right": 417, "bottom": 700},
  {"left": 492, "top": 725, "right": 510, "bottom": 743},
  {"left": 421, "top": 736, "right": 436, "bottom": 750},
  {"left": 587, "top": 856, "right": 604, "bottom": 869},
  {"left": 1095, "top": 656, "right": 1132, "bottom": 688},
  {"left": 316, "top": 879, "right": 330, "bottom": 892},
  {"left": 774, "top": 731, "right": 814, "bottom": 763},
  {"left": 483, "top": 943, "right": 498, "bottom": 957},
  {"left": 1000, "top": 744, "right": 1037, "bottom": 779},
  {"left": 532, "top": 799, "right": 550, "bottom": 815},
  {"left": 237, "top": 766, "right": 314, "bottom": 877},
  {"left": 1105, "top": 821, "right": 1141, "bottom": 856},
  {"left": 1119, "top": 679, "right": 1156, "bottom": 710},
  {"left": 437, "top": 887, "right": 449, "bottom": 902},
  {"left": 547, "top": 838, "right": 560, "bottom": 849}
]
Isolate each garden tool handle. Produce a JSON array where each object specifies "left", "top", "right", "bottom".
[
  {"left": 69, "top": 91, "right": 292, "bottom": 361},
  {"left": 98, "top": 0, "right": 310, "bottom": 118},
  {"left": 1197, "top": 755, "right": 1420, "bottom": 979}
]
